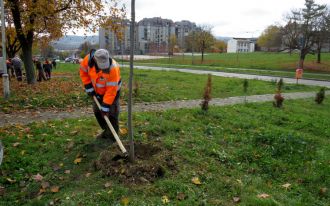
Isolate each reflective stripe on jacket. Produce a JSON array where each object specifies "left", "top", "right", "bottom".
[{"left": 79, "top": 54, "right": 121, "bottom": 106}]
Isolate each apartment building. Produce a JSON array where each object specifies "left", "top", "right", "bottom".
[{"left": 99, "top": 17, "right": 197, "bottom": 54}]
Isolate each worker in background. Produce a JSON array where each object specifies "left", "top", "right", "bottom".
[
  {"left": 11, "top": 55, "right": 23, "bottom": 81},
  {"left": 79, "top": 49, "right": 121, "bottom": 140}
]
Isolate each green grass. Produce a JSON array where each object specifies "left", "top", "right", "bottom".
[
  {"left": 0, "top": 63, "right": 321, "bottom": 112},
  {"left": 131, "top": 52, "right": 330, "bottom": 79},
  {"left": 1, "top": 97, "right": 329, "bottom": 205},
  {"left": 131, "top": 62, "right": 330, "bottom": 81},
  {"left": 135, "top": 52, "right": 330, "bottom": 71}
]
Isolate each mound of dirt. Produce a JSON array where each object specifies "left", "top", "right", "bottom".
[{"left": 94, "top": 142, "right": 177, "bottom": 184}]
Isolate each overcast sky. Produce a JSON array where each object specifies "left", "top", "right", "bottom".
[{"left": 123, "top": 0, "right": 329, "bottom": 38}]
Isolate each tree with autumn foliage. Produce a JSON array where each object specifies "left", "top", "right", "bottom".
[
  {"left": 257, "top": 25, "right": 282, "bottom": 51},
  {"left": 0, "top": 13, "right": 21, "bottom": 58},
  {"left": 186, "top": 25, "right": 215, "bottom": 63},
  {"left": 5, "top": 0, "right": 125, "bottom": 84}
]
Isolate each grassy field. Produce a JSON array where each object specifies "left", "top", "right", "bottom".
[
  {"left": 131, "top": 62, "right": 330, "bottom": 81},
  {"left": 132, "top": 52, "right": 330, "bottom": 77},
  {"left": 0, "top": 63, "right": 321, "bottom": 112},
  {"left": 0, "top": 97, "right": 329, "bottom": 205}
]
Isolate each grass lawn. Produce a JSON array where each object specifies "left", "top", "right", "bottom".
[
  {"left": 0, "top": 63, "right": 321, "bottom": 112},
  {"left": 131, "top": 62, "right": 330, "bottom": 81},
  {"left": 0, "top": 97, "right": 329, "bottom": 205},
  {"left": 132, "top": 52, "right": 330, "bottom": 77}
]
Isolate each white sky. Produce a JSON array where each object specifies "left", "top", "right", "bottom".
[{"left": 125, "top": 0, "right": 329, "bottom": 37}]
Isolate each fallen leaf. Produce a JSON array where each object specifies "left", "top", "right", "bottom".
[
  {"left": 6, "top": 178, "right": 16, "bottom": 184},
  {"left": 13, "top": 142, "right": 20, "bottom": 147},
  {"left": 120, "top": 197, "right": 130, "bottom": 206},
  {"left": 59, "top": 163, "right": 64, "bottom": 167},
  {"left": 41, "top": 181, "right": 50, "bottom": 189},
  {"left": 50, "top": 186, "right": 60, "bottom": 193},
  {"left": 119, "top": 128, "right": 128, "bottom": 135},
  {"left": 38, "top": 188, "right": 46, "bottom": 195},
  {"left": 282, "top": 183, "right": 291, "bottom": 190},
  {"left": 70, "top": 131, "right": 78, "bottom": 135},
  {"left": 191, "top": 177, "right": 202, "bottom": 185},
  {"left": 257, "top": 193, "right": 270, "bottom": 199},
  {"left": 24, "top": 127, "right": 30, "bottom": 133},
  {"left": 176, "top": 192, "right": 186, "bottom": 201},
  {"left": 21, "top": 150, "right": 26, "bottom": 155},
  {"left": 33, "top": 174, "right": 43, "bottom": 182},
  {"left": 74, "top": 158, "right": 82, "bottom": 164},
  {"left": 233, "top": 197, "right": 241, "bottom": 203},
  {"left": 161, "top": 195, "right": 170, "bottom": 204},
  {"left": 85, "top": 173, "right": 92, "bottom": 177},
  {"left": 319, "top": 187, "right": 328, "bottom": 196},
  {"left": 64, "top": 170, "right": 71, "bottom": 174},
  {"left": 104, "top": 182, "right": 112, "bottom": 188}
]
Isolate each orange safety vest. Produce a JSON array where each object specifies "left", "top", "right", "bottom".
[{"left": 79, "top": 54, "right": 121, "bottom": 111}]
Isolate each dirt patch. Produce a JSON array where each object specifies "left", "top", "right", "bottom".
[{"left": 94, "top": 142, "right": 176, "bottom": 184}]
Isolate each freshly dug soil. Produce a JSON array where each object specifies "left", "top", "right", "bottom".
[{"left": 94, "top": 142, "right": 176, "bottom": 184}]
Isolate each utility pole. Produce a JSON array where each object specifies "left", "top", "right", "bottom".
[{"left": 1, "top": 0, "right": 9, "bottom": 99}]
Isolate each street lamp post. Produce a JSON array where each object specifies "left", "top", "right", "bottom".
[{"left": 1, "top": 0, "right": 9, "bottom": 99}]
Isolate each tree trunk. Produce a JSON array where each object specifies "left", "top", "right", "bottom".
[
  {"left": 128, "top": 0, "right": 135, "bottom": 163},
  {"left": 317, "top": 49, "right": 321, "bottom": 64},
  {"left": 201, "top": 49, "right": 204, "bottom": 63},
  {"left": 21, "top": 43, "right": 36, "bottom": 84},
  {"left": 298, "top": 52, "right": 306, "bottom": 69}
]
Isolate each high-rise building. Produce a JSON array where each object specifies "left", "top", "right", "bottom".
[{"left": 99, "top": 17, "right": 197, "bottom": 54}]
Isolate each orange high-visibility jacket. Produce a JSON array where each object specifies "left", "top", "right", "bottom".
[{"left": 79, "top": 54, "right": 121, "bottom": 112}]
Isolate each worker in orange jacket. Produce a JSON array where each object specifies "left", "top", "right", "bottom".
[{"left": 80, "top": 49, "right": 121, "bottom": 140}]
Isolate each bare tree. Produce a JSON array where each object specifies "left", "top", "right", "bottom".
[
  {"left": 286, "top": 0, "right": 327, "bottom": 69},
  {"left": 281, "top": 19, "right": 300, "bottom": 55}
]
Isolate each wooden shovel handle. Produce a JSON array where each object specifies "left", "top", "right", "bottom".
[{"left": 93, "top": 96, "right": 127, "bottom": 154}]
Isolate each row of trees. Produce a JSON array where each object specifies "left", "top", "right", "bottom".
[
  {"left": 0, "top": 0, "right": 126, "bottom": 84},
  {"left": 258, "top": 0, "right": 330, "bottom": 68}
]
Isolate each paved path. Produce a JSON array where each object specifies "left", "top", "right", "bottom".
[
  {"left": 0, "top": 91, "right": 326, "bottom": 127},
  {"left": 130, "top": 65, "right": 330, "bottom": 88}
]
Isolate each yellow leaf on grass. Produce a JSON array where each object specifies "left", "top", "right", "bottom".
[
  {"left": 161, "top": 195, "right": 170, "bottom": 204},
  {"left": 257, "top": 193, "right": 270, "bottom": 199},
  {"left": 191, "top": 177, "right": 202, "bottom": 185},
  {"left": 120, "top": 197, "right": 130, "bottom": 206},
  {"left": 282, "top": 183, "right": 291, "bottom": 190},
  {"left": 85, "top": 173, "right": 92, "bottom": 177},
  {"left": 120, "top": 128, "right": 128, "bottom": 135},
  {"left": 21, "top": 150, "right": 26, "bottom": 155},
  {"left": 74, "top": 158, "right": 82, "bottom": 164},
  {"left": 50, "top": 186, "right": 60, "bottom": 193}
]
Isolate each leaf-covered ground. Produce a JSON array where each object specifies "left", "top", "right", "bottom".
[
  {"left": 0, "top": 63, "right": 321, "bottom": 112},
  {"left": 0, "top": 97, "right": 329, "bottom": 205}
]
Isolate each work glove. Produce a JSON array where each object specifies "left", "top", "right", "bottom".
[
  {"left": 101, "top": 103, "right": 110, "bottom": 117},
  {"left": 84, "top": 83, "right": 95, "bottom": 96}
]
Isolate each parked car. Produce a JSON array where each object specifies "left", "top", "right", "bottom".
[{"left": 64, "top": 57, "right": 73, "bottom": 63}]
